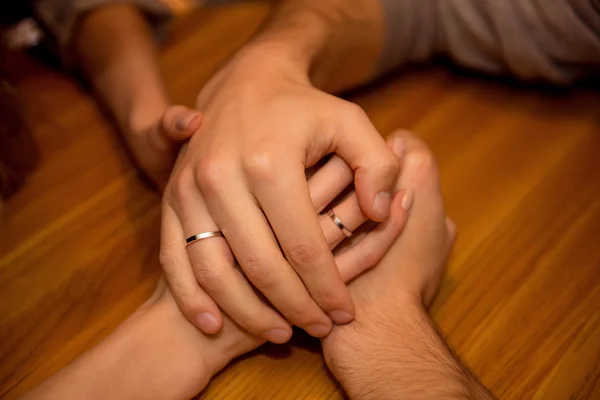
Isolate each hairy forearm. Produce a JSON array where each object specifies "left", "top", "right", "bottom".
[
  {"left": 325, "top": 301, "right": 494, "bottom": 400},
  {"left": 245, "top": 0, "right": 385, "bottom": 92},
  {"left": 72, "top": 4, "right": 168, "bottom": 135}
]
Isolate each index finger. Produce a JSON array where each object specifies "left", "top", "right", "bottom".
[
  {"left": 251, "top": 161, "right": 355, "bottom": 325},
  {"left": 329, "top": 103, "right": 403, "bottom": 221}
]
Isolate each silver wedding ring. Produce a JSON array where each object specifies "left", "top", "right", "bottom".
[
  {"left": 186, "top": 231, "right": 224, "bottom": 246},
  {"left": 327, "top": 209, "right": 353, "bottom": 238}
]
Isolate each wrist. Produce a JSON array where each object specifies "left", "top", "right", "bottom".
[
  {"left": 247, "top": 7, "right": 332, "bottom": 77},
  {"left": 321, "top": 296, "right": 426, "bottom": 396},
  {"left": 151, "top": 294, "right": 263, "bottom": 379},
  {"left": 245, "top": 0, "right": 384, "bottom": 92}
]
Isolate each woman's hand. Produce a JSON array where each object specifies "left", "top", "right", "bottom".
[
  {"left": 322, "top": 131, "right": 457, "bottom": 397},
  {"left": 126, "top": 105, "right": 202, "bottom": 190}
]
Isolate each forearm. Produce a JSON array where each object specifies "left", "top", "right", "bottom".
[
  {"left": 243, "top": 0, "right": 600, "bottom": 89},
  {"left": 242, "top": 0, "right": 386, "bottom": 92},
  {"left": 325, "top": 301, "right": 494, "bottom": 400},
  {"left": 72, "top": 4, "right": 168, "bottom": 135},
  {"left": 22, "top": 293, "right": 261, "bottom": 400}
]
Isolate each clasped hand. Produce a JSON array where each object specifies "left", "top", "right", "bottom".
[{"left": 159, "top": 48, "right": 405, "bottom": 343}]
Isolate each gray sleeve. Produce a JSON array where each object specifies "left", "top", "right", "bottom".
[
  {"left": 378, "top": 0, "right": 600, "bottom": 84},
  {"left": 31, "top": 0, "right": 172, "bottom": 48}
]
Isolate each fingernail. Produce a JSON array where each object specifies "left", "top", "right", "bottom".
[
  {"left": 306, "top": 324, "right": 332, "bottom": 338},
  {"left": 329, "top": 310, "right": 353, "bottom": 325},
  {"left": 373, "top": 192, "right": 392, "bottom": 220},
  {"left": 401, "top": 189, "right": 414, "bottom": 212},
  {"left": 264, "top": 328, "right": 292, "bottom": 344},
  {"left": 176, "top": 112, "right": 200, "bottom": 131},
  {"left": 393, "top": 137, "right": 406, "bottom": 158},
  {"left": 196, "top": 312, "right": 219, "bottom": 334}
]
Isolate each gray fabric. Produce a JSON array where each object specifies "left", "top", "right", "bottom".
[
  {"left": 379, "top": 0, "right": 600, "bottom": 84},
  {"left": 32, "top": 0, "right": 173, "bottom": 47},
  {"left": 30, "top": 0, "right": 600, "bottom": 83},
  {"left": 377, "top": 0, "right": 440, "bottom": 75}
]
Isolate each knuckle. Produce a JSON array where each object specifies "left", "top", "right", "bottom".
[
  {"left": 159, "top": 247, "right": 177, "bottom": 269},
  {"left": 195, "top": 155, "right": 235, "bottom": 194},
  {"left": 287, "top": 241, "right": 323, "bottom": 268},
  {"left": 287, "top": 301, "right": 324, "bottom": 326},
  {"left": 179, "top": 297, "right": 201, "bottom": 317},
  {"left": 381, "top": 151, "right": 402, "bottom": 176},
  {"left": 162, "top": 106, "right": 182, "bottom": 130},
  {"left": 314, "top": 287, "right": 345, "bottom": 310},
  {"left": 240, "top": 256, "right": 276, "bottom": 288},
  {"left": 243, "top": 142, "right": 279, "bottom": 181},
  {"left": 404, "top": 147, "right": 438, "bottom": 182},
  {"left": 341, "top": 101, "right": 368, "bottom": 121},
  {"left": 193, "top": 262, "right": 226, "bottom": 293},
  {"left": 359, "top": 248, "right": 380, "bottom": 270},
  {"left": 170, "top": 170, "right": 195, "bottom": 201},
  {"left": 235, "top": 310, "right": 270, "bottom": 333}
]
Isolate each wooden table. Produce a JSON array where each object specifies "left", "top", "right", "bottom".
[{"left": 1, "top": 3, "right": 599, "bottom": 399}]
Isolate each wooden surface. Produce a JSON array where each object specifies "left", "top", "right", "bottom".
[{"left": 1, "top": 3, "right": 600, "bottom": 399}]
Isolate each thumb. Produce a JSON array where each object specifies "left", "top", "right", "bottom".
[
  {"left": 329, "top": 106, "right": 403, "bottom": 222},
  {"left": 159, "top": 105, "right": 203, "bottom": 143}
]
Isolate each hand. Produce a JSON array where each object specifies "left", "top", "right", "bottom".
[
  {"left": 150, "top": 135, "right": 412, "bottom": 379},
  {"left": 161, "top": 84, "right": 404, "bottom": 343},
  {"left": 126, "top": 105, "right": 202, "bottom": 189},
  {"left": 322, "top": 131, "right": 456, "bottom": 390},
  {"left": 154, "top": 182, "right": 411, "bottom": 375},
  {"left": 20, "top": 133, "right": 414, "bottom": 400}
]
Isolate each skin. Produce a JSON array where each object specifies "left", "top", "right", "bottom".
[
  {"left": 322, "top": 131, "right": 495, "bottom": 399},
  {"left": 160, "top": 0, "right": 402, "bottom": 340},
  {"left": 21, "top": 132, "right": 412, "bottom": 400},
  {"left": 68, "top": 0, "right": 398, "bottom": 343},
  {"left": 72, "top": 0, "right": 598, "bottom": 346},
  {"left": 21, "top": 131, "right": 494, "bottom": 399},
  {"left": 73, "top": 4, "right": 202, "bottom": 188}
]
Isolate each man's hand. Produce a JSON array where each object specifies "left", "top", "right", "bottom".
[
  {"left": 322, "top": 131, "right": 494, "bottom": 400},
  {"left": 161, "top": 76, "right": 403, "bottom": 342}
]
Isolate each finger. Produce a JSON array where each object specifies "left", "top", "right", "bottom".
[
  {"left": 160, "top": 201, "right": 223, "bottom": 334},
  {"left": 196, "top": 166, "right": 334, "bottom": 338},
  {"left": 330, "top": 104, "right": 405, "bottom": 221},
  {"left": 250, "top": 161, "right": 355, "bottom": 326},
  {"left": 335, "top": 189, "right": 413, "bottom": 282},
  {"left": 307, "top": 133, "right": 405, "bottom": 215},
  {"left": 159, "top": 105, "right": 203, "bottom": 143},
  {"left": 307, "top": 155, "right": 353, "bottom": 212},
  {"left": 310, "top": 132, "right": 407, "bottom": 247},
  {"left": 319, "top": 192, "right": 367, "bottom": 250},
  {"left": 174, "top": 183, "right": 293, "bottom": 344},
  {"left": 381, "top": 130, "right": 449, "bottom": 264}
]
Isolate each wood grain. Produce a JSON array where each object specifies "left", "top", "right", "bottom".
[{"left": 1, "top": 3, "right": 599, "bottom": 399}]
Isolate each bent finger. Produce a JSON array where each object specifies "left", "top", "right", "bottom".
[
  {"left": 177, "top": 188, "right": 293, "bottom": 343},
  {"left": 331, "top": 105, "right": 404, "bottom": 221},
  {"left": 197, "top": 166, "right": 334, "bottom": 338},
  {"left": 160, "top": 202, "right": 223, "bottom": 334},
  {"left": 335, "top": 190, "right": 413, "bottom": 282},
  {"left": 307, "top": 155, "right": 353, "bottom": 212},
  {"left": 251, "top": 162, "right": 355, "bottom": 325}
]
